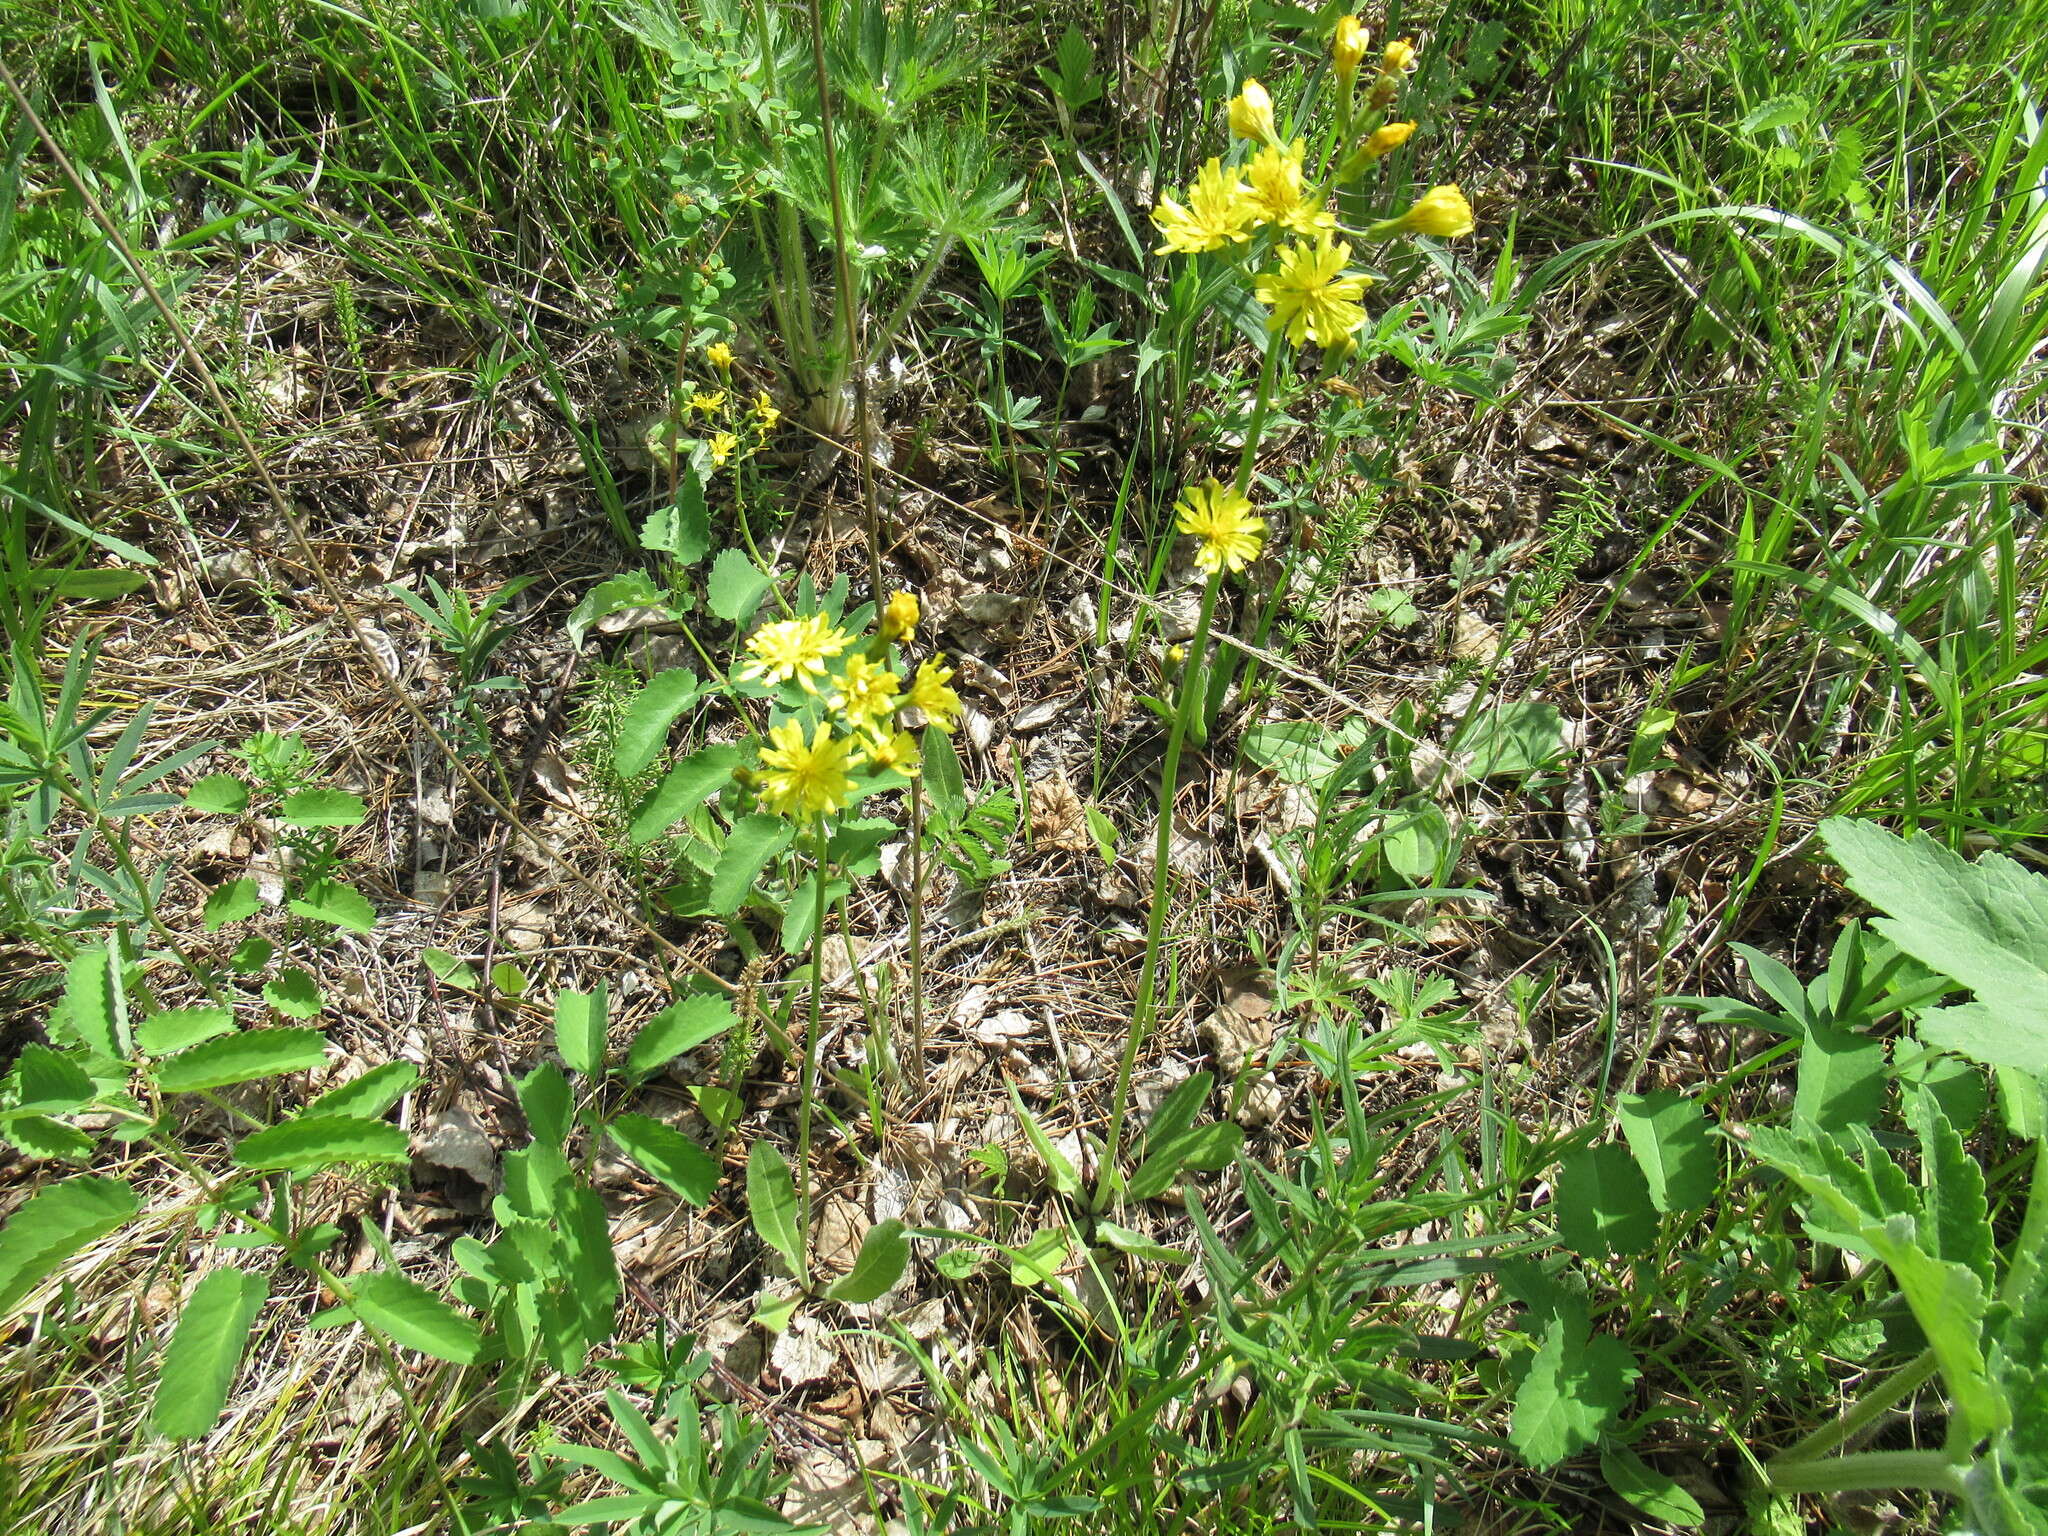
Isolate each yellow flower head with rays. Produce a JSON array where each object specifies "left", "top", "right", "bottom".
[
  {"left": 689, "top": 389, "right": 727, "bottom": 416},
  {"left": 709, "top": 431, "right": 739, "bottom": 468},
  {"left": 1152, "top": 157, "right": 1257, "bottom": 256},
  {"left": 908, "top": 657, "right": 964, "bottom": 733},
  {"left": 1371, "top": 184, "right": 1474, "bottom": 239},
  {"left": 865, "top": 729, "right": 922, "bottom": 778},
  {"left": 1332, "top": 16, "right": 1369, "bottom": 84},
  {"left": 1227, "top": 78, "right": 1275, "bottom": 141},
  {"left": 1243, "top": 140, "right": 1336, "bottom": 238},
  {"left": 1175, "top": 479, "right": 1266, "bottom": 575},
  {"left": 705, "top": 341, "right": 735, "bottom": 371},
  {"left": 756, "top": 719, "right": 858, "bottom": 819},
  {"left": 741, "top": 614, "right": 852, "bottom": 692},
  {"left": 753, "top": 390, "right": 781, "bottom": 430},
  {"left": 880, "top": 590, "right": 920, "bottom": 643},
  {"left": 1254, "top": 236, "right": 1372, "bottom": 349},
  {"left": 831, "top": 654, "right": 902, "bottom": 734}
]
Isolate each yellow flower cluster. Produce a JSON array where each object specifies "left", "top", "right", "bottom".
[
  {"left": 741, "top": 591, "right": 965, "bottom": 819},
  {"left": 681, "top": 341, "right": 782, "bottom": 474}
]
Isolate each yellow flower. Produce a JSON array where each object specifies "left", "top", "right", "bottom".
[
  {"left": 1174, "top": 479, "right": 1266, "bottom": 575},
  {"left": 1151, "top": 157, "right": 1257, "bottom": 256},
  {"left": 1332, "top": 16, "right": 1369, "bottom": 84},
  {"left": 756, "top": 719, "right": 857, "bottom": 819},
  {"left": 830, "top": 654, "right": 902, "bottom": 733},
  {"left": 705, "top": 341, "right": 735, "bottom": 371},
  {"left": 1243, "top": 140, "right": 1336, "bottom": 238},
  {"left": 689, "top": 389, "right": 726, "bottom": 416},
  {"left": 708, "top": 431, "right": 739, "bottom": 468},
  {"left": 865, "top": 729, "right": 922, "bottom": 777},
  {"left": 1360, "top": 121, "right": 1416, "bottom": 162},
  {"left": 1371, "top": 184, "right": 1474, "bottom": 239},
  {"left": 741, "top": 614, "right": 852, "bottom": 691},
  {"left": 908, "top": 657, "right": 963, "bottom": 733},
  {"left": 880, "top": 591, "right": 920, "bottom": 642},
  {"left": 1254, "top": 236, "right": 1371, "bottom": 349},
  {"left": 1380, "top": 39, "right": 1418, "bottom": 74},
  {"left": 1227, "top": 77, "right": 1275, "bottom": 142}
]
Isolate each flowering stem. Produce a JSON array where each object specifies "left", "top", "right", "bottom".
[
  {"left": 1194, "top": 334, "right": 1284, "bottom": 740},
  {"left": 1097, "top": 570, "right": 1224, "bottom": 1209},
  {"left": 904, "top": 775, "right": 930, "bottom": 1093},
  {"left": 796, "top": 815, "right": 830, "bottom": 1279}
]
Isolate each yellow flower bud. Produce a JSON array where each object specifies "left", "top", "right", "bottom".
[
  {"left": 1361, "top": 121, "right": 1416, "bottom": 161},
  {"left": 1332, "top": 16, "right": 1369, "bottom": 84},
  {"left": 1370, "top": 184, "right": 1474, "bottom": 240},
  {"left": 880, "top": 590, "right": 920, "bottom": 642},
  {"left": 705, "top": 341, "right": 734, "bottom": 371},
  {"left": 1380, "top": 39, "right": 1418, "bottom": 75},
  {"left": 1228, "top": 78, "right": 1275, "bottom": 142}
]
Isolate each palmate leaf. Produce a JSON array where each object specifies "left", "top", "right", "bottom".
[
  {"left": 151, "top": 1267, "right": 270, "bottom": 1438},
  {"left": 1820, "top": 817, "right": 2048, "bottom": 1073}
]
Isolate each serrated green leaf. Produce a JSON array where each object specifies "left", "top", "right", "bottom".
[
  {"left": 203, "top": 876, "right": 262, "bottom": 930},
  {"left": 748, "top": 1141, "right": 805, "bottom": 1282},
  {"left": 1615, "top": 1091, "right": 1717, "bottom": 1213},
  {"left": 138, "top": 1007, "right": 236, "bottom": 1058},
  {"left": 824, "top": 1219, "right": 910, "bottom": 1304},
  {"left": 615, "top": 671, "right": 705, "bottom": 780},
  {"left": 607, "top": 1114, "right": 720, "bottom": 1206},
  {"left": 554, "top": 1184, "right": 618, "bottom": 1354},
  {"left": 229, "top": 936, "right": 273, "bottom": 974},
  {"left": 1793, "top": 1018, "right": 1887, "bottom": 1132},
  {"left": 3, "top": 1116, "right": 95, "bottom": 1161},
  {"left": 1554, "top": 1142, "right": 1658, "bottom": 1259},
  {"left": 184, "top": 774, "right": 250, "bottom": 814},
  {"left": 264, "top": 968, "right": 323, "bottom": 1019},
  {"left": 288, "top": 879, "right": 376, "bottom": 934},
  {"left": 710, "top": 813, "right": 792, "bottom": 917},
  {"left": 705, "top": 549, "right": 774, "bottom": 625},
  {"left": 306, "top": 1061, "right": 420, "bottom": 1119},
  {"left": 625, "top": 992, "right": 737, "bottom": 1081},
  {"left": 279, "top": 789, "right": 367, "bottom": 830},
  {"left": 629, "top": 744, "right": 743, "bottom": 844},
  {"left": 1510, "top": 1319, "right": 1638, "bottom": 1468},
  {"left": 555, "top": 984, "right": 609, "bottom": 1076},
  {"left": 9, "top": 1044, "right": 95, "bottom": 1113},
  {"left": 234, "top": 1114, "right": 410, "bottom": 1172},
  {"left": 0, "top": 1177, "right": 138, "bottom": 1316},
  {"left": 156, "top": 1029, "right": 328, "bottom": 1093},
  {"left": 348, "top": 1271, "right": 483, "bottom": 1364},
  {"left": 518, "top": 1064, "right": 573, "bottom": 1151},
  {"left": 1910, "top": 1087, "right": 1995, "bottom": 1287},
  {"left": 1600, "top": 1442, "right": 1704, "bottom": 1526},
  {"left": 1738, "top": 93, "right": 1810, "bottom": 134},
  {"left": 150, "top": 1268, "right": 270, "bottom": 1438},
  {"left": 64, "top": 945, "right": 120, "bottom": 1059}
]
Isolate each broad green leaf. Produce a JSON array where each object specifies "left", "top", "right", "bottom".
[
  {"left": 234, "top": 1114, "right": 410, "bottom": 1172},
  {"left": 824, "top": 1219, "right": 910, "bottom": 1304},
  {"left": 625, "top": 992, "right": 737, "bottom": 1081},
  {"left": 518, "top": 1064, "right": 573, "bottom": 1151},
  {"left": 752, "top": 1288, "right": 801, "bottom": 1333},
  {"left": 705, "top": 548, "right": 774, "bottom": 625},
  {"left": 184, "top": 774, "right": 250, "bottom": 814},
  {"left": 490, "top": 962, "right": 528, "bottom": 999},
  {"left": 138, "top": 1006, "right": 235, "bottom": 1057},
  {"left": 566, "top": 571, "right": 666, "bottom": 649},
  {"left": 229, "top": 936, "right": 273, "bottom": 974},
  {"left": 629, "top": 744, "right": 742, "bottom": 844},
  {"left": 348, "top": 1271, "right": 483, "bottom": 1364},
  {"left": 710, "top": 814, "right": 792, "bottom": 917},
  {"left": 264, "top": 968, "right": 323, "bottom": 1019},
  {"left": 1554, "top": 1142, "right": 1658, "bottom": 1259},
  {"left": 8, "top": 1044, "right": 95, "bottom": 1114},
  {"left": 1792, "top": 1019, "right": 1886, "bottom": 1131},
  {"left": 306, "top": 1061, "right": 419, "bottom": 1119},
  {"left": 922, "top": 727, "right": 966, "bottom": 825},
  {"left": 1615, "top": 1092, "right": 1717, "bottom": 1212},
  {"left": 422, "top": 949, "right": 478, "bottom": 988},
  {"left": 607, "top": 1115, "right": 720, "bottom": 1206},
  {"left": 64, "top": 945, "right": 120, "bottom": 1059},
  {"left": 156, "top": 1029, "right": 328, "bottom": 1093},
  {"left": 0, "top": 1177, "right": 138, "bottom": 1315},
  {"left": 1510, "top": 1319, "right": 1639, "bottom": 1468},
  {"left": 3, "top": 1117, "right": 94, "bottom": 1161},
  {"left": 614, "top": 671, "right": 705, "bottom": 780},
  {"left": 1008, "top": 1226, "right": 1070, "bottom": 1288},
  {"left": 1453, "top": 699, "right": 1565, "bottom": 783},
  {"left": 1600, "top": 1442, "right": 1704, "bottom": 1526},
  {"left": 203, "top": 878, "right": 262, "bottom": 930},
  {"left": 555, "top": 985, "right": 609, "bottom": 1076},
  {"left": 1910, "top": 1087, "right": 1995, "bottom": 1287},
  {"left": 279, "top": 789, "right": 367, "bottom": 830},
  {"left": 150, "top": 1268, "right": 270, "bottom": 1438},
  {"left": 1821, "top": 817, "right": 2048, "bottom": 1071},
  {"left": 288, "top": 879, "right": 376, "bottom": 934},
  {"left": 554, "top": 1185, "right": 618, "bottom": 1353},
  {"left": 747, "top": 1141, "right": 805, "bottom": 1282}
]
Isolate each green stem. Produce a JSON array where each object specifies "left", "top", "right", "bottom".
[
  {"left": 1763, "top": 1449, "right": 1965, "bottom": 1498},
  {"left": 1096, "top": 572, "right": 1224, "bottom": 1206},
  {"left": 904, "top": 775, "right": 929, "bottom": 1093},
  {"left": 1196, "top": 335, "right": 1285, "bottom": 737},
  {"left": 1767, "top": 1349, "right": 1937, "bottom": 1467},
  {"left": 2000, "top": 1132, "right": 2048, "bottom": 1306},
  {"left": 796, "top": 816, "right": 830, "bottom": 1283}
]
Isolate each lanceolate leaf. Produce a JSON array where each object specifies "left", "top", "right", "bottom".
[
  {"left": 1599, "top": 1442, "right": 1705, "bottom": 1526},
  {"left": 555, "top": 984, "right": 609, "bottom": 1076},
  {"left": 64, "top": 945, "right": 120, "bottom": 1059},
  {"left": 0, "top": 1177, "right": 139, "bottom": 1316},
  {"left": 155, "top": 1029, "right": 328, "bottom": 1094},
  {"left": 151, "top": 1268, "right": 270, "bottom": 1438},
  {"left": 824, "top": 1219, "right": 910, "bottom": 1304},
  {"left": 233, "top": 1114, "right": 410, "bottom": 1173},
  {"left": 1615, "top": 1091, "right": 1718, "bottom": 1213},
  {"left": 628, "top": 744, "right": 742, "bottom": 844},
  {"left": 747, "top": 1141, "right": 805, "bottom": 1282},
  {"left": 348, "top": 1271, "right": 483, "bottom": 1364},
  {"left": 607, "top": 1115, "right": 720, "bottom": 1206}
]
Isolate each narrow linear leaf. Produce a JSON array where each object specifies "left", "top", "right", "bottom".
[
  {"left": 151, "top": 1268, "right": 270, "bottom": 1438},
  {"left": 0, "top": 1177, "right": 139, "bottom": 1316},
  {"left": 608, "top": 1115, "right": 720, "bottom": 1206},
  {"left": 348, "top": 1271, "right": 483, "bottom": 1364},
  {"left": 233, "top": 1114, "right": 410, "bottom": 1173},
  {"left": 156, "top": 1029, "right": 328, "bottom": 1093}
]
